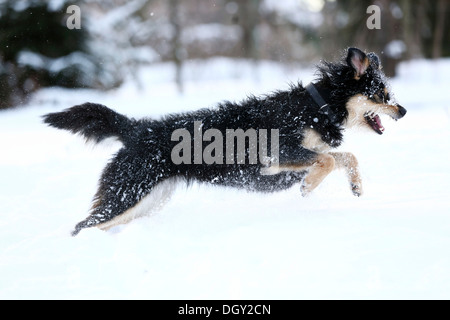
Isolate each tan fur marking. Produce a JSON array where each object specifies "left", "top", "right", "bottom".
[
  {"left": 301, "top": 153, "right": 335, "bottom": 195},
  {"left": 260, "top": 162, "right": 311, "bottom": 175},
  {"left": 261, "top": 154, "right": 335, "bottom": 195},
  {"left": 260, "top": 152, "right": 363, "bottom": 196},
  {"left": 261, "top": 129, "right": 330, "bottom": 176},
  {"left": 96, "top": 208, "right": 137, "bottom": 231},
  {"left": 354, "top": 57, "right": 370, "bottom": 80},
  {"left": 345, "top": 94, "right": 400, "bottom": 130},
  {"left": 329, "top": 152, "right": 363, "bottom": 195},
  {"left": 95, "top": 178, "right": 179, "bottom": 231},
  {"left": 302, "top": 128, "right": 331, "bottom": 153}
]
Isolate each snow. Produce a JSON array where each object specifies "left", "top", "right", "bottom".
[
  {"left": 261, "top": 0, "right": 324, "bottom": 28},
  {"left": 17, "top": 50, "right": 97, "bottom": 75},
  {"left": 182, "top": 23, "right": 242, "bottom": 44},
  {"left": 1, "top": 58, "right": 450, "bottom": 299},
  {"left": 385, "top": 40, "right": 406, "bottom": 59}
]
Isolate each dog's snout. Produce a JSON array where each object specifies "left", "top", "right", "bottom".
[{"left": 397, "top": 105, "right": 407, "bottom": 118}]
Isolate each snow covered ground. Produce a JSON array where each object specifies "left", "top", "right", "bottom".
[{"left": 1, "top": 58, "right": 449, "bottom": 299}]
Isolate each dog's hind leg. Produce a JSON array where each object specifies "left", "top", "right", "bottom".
[
  {"left": 71, "top": 149, "right": 174, "bottom": 236},
  {"left": 329, "top": 152, "right": 363, "bottom": 196},
  {"left": 93, "top": 177, "right": 178, "bottom": 232}
]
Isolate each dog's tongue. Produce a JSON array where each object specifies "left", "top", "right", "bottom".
[
  {"left": 373, "top": 114, "right": 384, "bottom": 134},
  {"left": 365, "top": 113, "right": 385, "bottom": 134}
]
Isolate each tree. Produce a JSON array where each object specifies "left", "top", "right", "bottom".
[
  {"left": 0, "top": 0, "right": 91, "bottom": 109},
  {"left": 169, "top": 0, "right": 183, "bottom": 93},
  {"left": 432, "top": 0, "right": 447, "bottom": 59},
  {"left": 239, "top": 0, "right": 260, "bottom": 61}
]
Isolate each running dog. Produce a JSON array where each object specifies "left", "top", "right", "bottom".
[{"left": 43, "top": 48, "right": 407, "bottom": 236}]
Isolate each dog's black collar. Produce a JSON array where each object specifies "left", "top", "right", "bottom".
[{"left": 305, "top": 83, "right": 338, "bottom": 124}]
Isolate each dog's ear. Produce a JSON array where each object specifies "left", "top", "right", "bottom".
[
  {"left": 346, "top": 48, "right": 370, "bottom": 80},
  {"left": 367, "top": 52, "right": 381, "bottom": 70}
]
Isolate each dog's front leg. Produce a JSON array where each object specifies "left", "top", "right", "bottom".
[
  {"left": 329, "top": 152, "right": 363, "bottom": 196},
  {"left": 299, "top": 153, "right": 335, "bottom": 196},
  {"left": 260, "top": 153, "right": 335, "bottom": 196}
]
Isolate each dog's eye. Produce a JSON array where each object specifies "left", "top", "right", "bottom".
[
  {"left": 374, "top": 88, "right": 390, "bottom": 103},
  {"left": 370, "top": 93, "right": 383, "bottom": 103},
  {"left": 381, "top": 87, "right": 391, "bottom": 103}
]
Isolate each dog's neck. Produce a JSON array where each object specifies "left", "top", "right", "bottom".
[
  {"left": 305, "top": 82, "right": 338, "bottom": 124},
  {"left": 310, "top": 81, "right": 333, "bottom": 102}
]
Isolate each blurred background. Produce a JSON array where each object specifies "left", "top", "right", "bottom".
[
  {"left": 0, "top": 0, "right": 449, "bottom": 109},
  {"left": 1, "top": 1, "right": 450, "bottom": 299}
]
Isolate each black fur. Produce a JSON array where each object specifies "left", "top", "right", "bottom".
[
  {"left": 43, "top": 47, "right": 405, "bottom": 236},
  {"left": 43, "top": 103, "right": 137, "bottom": 144}
]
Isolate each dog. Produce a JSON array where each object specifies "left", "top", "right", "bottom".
[{"left": 43, "top": 47, "right": 407, "bottom": 236}]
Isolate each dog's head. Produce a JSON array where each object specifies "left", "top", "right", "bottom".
[
  {"left": 344, "top": 47, "right": 407, "bottom": 134},
  {"left": 318, "top": 47, "right": 407, "bottom": 134}
]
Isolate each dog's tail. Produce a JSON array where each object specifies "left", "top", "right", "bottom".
[{"left": 43, "top": 103, "right": 136, "bottom": 145}]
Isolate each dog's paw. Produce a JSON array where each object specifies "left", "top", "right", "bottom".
[
  {"left": 300, "top": 181, "right": 312, "bottom": 197},
  {"left": 351, "top": 183, "right": 363, "bottom": 197},
  {"left": 300, "top": 188, "right": 310, "bottom": 197}
]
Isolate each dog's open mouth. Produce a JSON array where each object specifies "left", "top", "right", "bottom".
[{"left": 364, "top": 112, "right": 385, "bottom": 135}]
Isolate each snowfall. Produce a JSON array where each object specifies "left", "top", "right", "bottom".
[{"left": 1, "top": 57, "right": 449, "bottom": 299}]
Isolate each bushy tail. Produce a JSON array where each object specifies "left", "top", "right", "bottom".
[{"left": 43, "top": 103, "right": 136, "bottom": 145}]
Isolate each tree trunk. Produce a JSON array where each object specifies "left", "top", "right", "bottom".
[
  {"left": 432, "top": 0, "right": 446, "bottom": 59},
  {"left": 169, "top": 0, "right": 183, "bottom": 93},
  {"left": 240, "top": 0, "right": 260, "bottom": 61}
]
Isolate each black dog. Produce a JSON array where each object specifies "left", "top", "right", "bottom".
[{"left": 43, "top": 48, "right": 407, "bottom": 236}]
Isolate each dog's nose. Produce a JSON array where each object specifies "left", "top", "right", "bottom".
[{"left": 397, "top": 105, "right": 407, "bottom": 118}]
